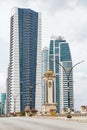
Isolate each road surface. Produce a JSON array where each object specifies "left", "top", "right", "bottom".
[{"left": 0, "top": 116, "right": 87, "bottom": 130}]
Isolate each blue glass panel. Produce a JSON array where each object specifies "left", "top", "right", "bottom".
[
  {"left": 50, "top": 40, "right": 54, "bottom": 54},
  {"left": 60, "top": 43, "right": 71, "bottom": 61},
  {"left": 55, "top": 56, "right": 59, "bottom": 73},
  {"left": 18, "top": 8, "right": 38, "bottom": 111},
  {"left": 55, "top": 48, "right": 59, "bottom": 54},
  {"left": 49, "top": 55, "right": 54, "bottom": 72},
  {"left": 56, "top": 75, "right": 60, "bottom": 112},
  {"left": 55, "top": 40, "right": 59, "bottom": 47}
]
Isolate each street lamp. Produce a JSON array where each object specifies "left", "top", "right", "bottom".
[{"left": 51, "top": 59, "right": 84, "bottom": 118}]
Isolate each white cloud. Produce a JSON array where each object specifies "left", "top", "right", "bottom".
[
  {"left": 74, "top": 74, "right": 87, "bottom": 110},
  {"left": 0, "top": 72, "right": 6, "bottom": 93},
  {"left": 31, "top": 0, "right": 78, "bottom": 13},
  {"left": 77, "top": 0, "right": 87, "bottom": 7},
  {"left": 74, "top": 71, "right": 87, "bottom": 80}
]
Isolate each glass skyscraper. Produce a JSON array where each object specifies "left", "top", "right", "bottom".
[
  {"left": 41, "top": 47, "right": 49, "bottom": 104},
  {"left": 49, "top": 36, "right": 73, "bottom": 113},
  {"left": 7, "top": 7, "right": 41, "bottom": 114},
  {"left": 1, "top": 93, "right": 6, "bottom": 115}
]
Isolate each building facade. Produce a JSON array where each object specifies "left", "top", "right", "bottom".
[
  {"left": 6, "top": 66, "right": 10, "bottom": 114},
  {"left": 1, "top": 93, "right": 6, "bottom": 115},
  {"left": 49, "top": 36, "right": 73, "bottom": 113},
  {"left": 7, "top": 7, "right": 41, "bottom": 114},
  {"left": 0, "top": 102, "right": 1, "bottom": 115},
  {"left": 41, "top": 47, "right": 49, "bottom": 104}
]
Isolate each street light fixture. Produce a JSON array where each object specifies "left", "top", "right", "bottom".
[{"left": 51, "top": 59, "right": 84, "bottom": 118}]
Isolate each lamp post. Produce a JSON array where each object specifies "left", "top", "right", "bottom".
[{"left": 51, "top": 59, "right": 84, "bottom": 118}]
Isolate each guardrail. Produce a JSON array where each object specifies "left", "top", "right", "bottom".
[{"left": 58, "top": 113, "right": 87, "bottom": 117}]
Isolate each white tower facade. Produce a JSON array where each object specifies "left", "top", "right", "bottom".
[
  {"left": 42, "top": 69, "right": 57, "bottom": 114},
  {"left": 7, "top": 7, "right": 42, "bottom": 114}
]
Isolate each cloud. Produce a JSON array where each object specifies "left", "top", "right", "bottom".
[
  {"left": 1, "top": 0, "right": 28, "bottom": 4},
  {"left": 73, "top": 22, "right": 87, "bottom": 43},
  {"left": 0, "top": 72, "right": 6, "bottom": 92},
  {"left": 74, "top": 79, "right": 87, "bottom": 110},
  {"left": 0, "top": 0, "right": 81, "bottom": 15},
  {"left": 77, "top": 0, "right": 87, "bottom": 7},
  {"left": 0, "top": 0, "right": 31, "bottom": 8},
  {"left": 74, "top": 72, "right": 87, "bottom": 81},
  {"left": 74, "top": 70, "right": 87, "bottom": 110},
  {"left": 0, "top": 38, "right": 9, "bottom": 65},
  {"left": 1, "top": 0, "right": 87, "bottom": 14},
  {"left": 34, "top": 0, "right": 78, "bottom": 14},
  {"left": 1, "top": 0, "right": 77, "bottom": 14},
  {"left": 14, "top": 0, "right": 31, "bottom": 6}
]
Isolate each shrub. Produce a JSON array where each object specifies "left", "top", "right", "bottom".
[
  {"left": 50, "top": 109, "right": 56, "bottom": 116},
  {"left": 21, "top": 111, "right": 25, "bottom": 116},
  {"left": 31, "top": 108, "right": 38, "bottom": 115}
]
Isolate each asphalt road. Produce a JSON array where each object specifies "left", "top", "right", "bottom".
[{"left": 0, "top": 116, "right": 87, "bottom": 130}]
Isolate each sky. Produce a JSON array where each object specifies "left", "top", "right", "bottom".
[{"left": 0, "top": 0, "right": 87, "bottom": 111}]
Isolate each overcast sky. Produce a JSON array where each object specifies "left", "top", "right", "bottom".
[{"left": 0, "top": 0, "right": 87, "bottom": 110}]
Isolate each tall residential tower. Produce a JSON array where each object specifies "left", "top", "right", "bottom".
[
  {"left": 49, "top": 36, "right": 73, "bottom": 113},
  {"left": 41, "top": 47, "right": 49, "bottom": 104},
  {"left": 7, "top": 7, "right": 41, "bottom": 114}
]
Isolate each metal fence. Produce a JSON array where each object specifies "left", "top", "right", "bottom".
[{"left": 58, "top": 113, "right": 87, "bottom": 117}]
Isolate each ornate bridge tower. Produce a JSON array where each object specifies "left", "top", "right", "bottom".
[{"left": 42, "top": 69, "right": 57, "bottom": 114}]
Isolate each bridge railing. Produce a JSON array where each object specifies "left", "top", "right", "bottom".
[{"left": 57, "top": 113, "right": 87, "bottom": 117}]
